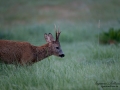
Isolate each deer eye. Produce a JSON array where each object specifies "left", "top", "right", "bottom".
[{"left": 56, "top": 47, "right": 59, "bottom": 49}]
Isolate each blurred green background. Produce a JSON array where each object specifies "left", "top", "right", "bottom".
[
  {"left": 0, "top": 0, "right": 120, "bottom": 90},
  {"left": 0, "top": 0, "right": 120, "bottom": 44}
]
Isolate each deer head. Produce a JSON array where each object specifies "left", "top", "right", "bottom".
[{"left": 44, "top": 29, "right": 65, "bottom": 58}]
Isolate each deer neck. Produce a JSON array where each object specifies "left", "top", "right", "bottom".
[{"left": 36, "top": 43, "right": 52, "bottom": 61}]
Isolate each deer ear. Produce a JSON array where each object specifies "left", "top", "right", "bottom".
[
  {"left": 44, "top": 33, "right": 51, "bottom": 43},
  {"left": 48, "top": 33, "right": 55, "bottom": 41}
]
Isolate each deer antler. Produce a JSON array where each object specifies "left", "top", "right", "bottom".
[
  {"left": 54, "top": 24, "right": 61, "bottom": 41},
  {"left": 56, "top": 31, "right": 61, "bottom": 41}
]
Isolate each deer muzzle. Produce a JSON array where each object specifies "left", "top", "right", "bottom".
[{"left": 59, "top": 54, "right": 65, "bottom": 57}]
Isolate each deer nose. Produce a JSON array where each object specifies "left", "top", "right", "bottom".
[{"left": 59, "top": 54, "right": 65, "bottom": 57}]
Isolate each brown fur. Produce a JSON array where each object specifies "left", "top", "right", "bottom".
[
  {"left": 0, "top": 30, "right": 64, "bottom": 65},
  {"left": 0, "top": 40, "right": 54, "bottom": 65}
]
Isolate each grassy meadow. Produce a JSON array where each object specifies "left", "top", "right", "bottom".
[{"left": 0, "top": 0, "right": 120, "bottom": 90}]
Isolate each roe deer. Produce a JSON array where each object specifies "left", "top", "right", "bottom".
[{"left": 0, "top": 30, "right": 65, "bottom": 65}]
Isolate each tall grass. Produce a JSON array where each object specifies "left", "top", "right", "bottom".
[
  {"left": 0, "top": 24, "right": 120, "bottom": 90},
  {"left": 0, "top": 0, "right": 120, "bottom": 90},
  {"left": 0, "top": 42, "right": 120, "bottom": 90}
]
